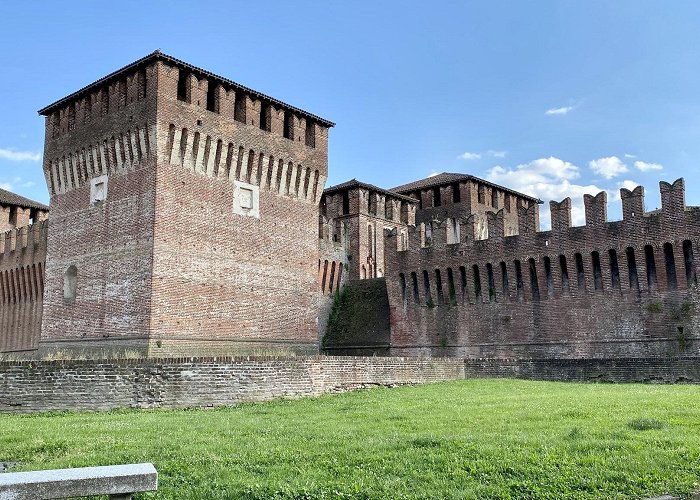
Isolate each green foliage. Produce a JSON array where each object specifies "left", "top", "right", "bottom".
[
  {"left": 647, "top": 302, "right": 663, "bottom": 313},
  {"left": 426, "top": 298, "right": 435, "bottom": 309},
  {"left": 2, "top": 380, "right": 700, "bottom": 499}
]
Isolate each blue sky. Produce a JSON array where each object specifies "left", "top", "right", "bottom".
[{"left": 1, "top": 1, "right": 699, "bottom": 227}]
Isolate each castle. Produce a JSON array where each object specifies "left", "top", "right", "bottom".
[{"left": 1, "top": 52, "right": 699, "bottom": 361}]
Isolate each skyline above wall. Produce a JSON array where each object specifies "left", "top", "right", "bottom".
[{"left": 1, "top": 1, "right": 699, "bottom": 228}]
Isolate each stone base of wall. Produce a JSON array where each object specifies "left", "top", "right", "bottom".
[
  {"left": 0, "top": 356, "right": 465, "bottom": 413},
  {"left": 464, "top": 357, "right": 700, "bottom": 383}
]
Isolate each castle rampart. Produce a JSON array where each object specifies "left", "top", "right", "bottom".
[
  {"left": 384, "top": 178, "right": 700, "bottom": 358},
  {"left": 37, "top": 52, "right": 334, "bottom": 356},
  {"left": 0, "top": 221, "right": 47, "bottom": 352}
]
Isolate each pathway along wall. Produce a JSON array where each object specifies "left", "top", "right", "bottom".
[
  {"left": 0, "top": 356, "right": 464, "bottom": 413},
  {"left": 385, "top": 179, "right": 700, "bottom": 358}
]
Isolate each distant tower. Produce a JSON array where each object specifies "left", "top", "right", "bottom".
[{"left": 38, "top": 52, "right": 333, "bottom": 356}]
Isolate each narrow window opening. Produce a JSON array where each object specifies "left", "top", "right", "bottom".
[
  {"left": 432, "top": 186, "right": 441, "bottom": 207},
  {"left": 514, "top": 260, "right": 524, "bottom": 297},
  {"left": 138, "top": 68, "right": 147, "bottom": 99},
  {"left": 473, "top": 264, "right": 482, "bottom": 299},
  {"left": 368, "top": 193, "right": 377, "bottom": 215},
  {"left": 283, "top": 111, "right": 294, "bottom": 140},
  {"left": 452, "top": 182, "right": 461, "bottom": 203},
  {"left": 423, "top": 270, "right": 433, "bottom": 305},
  {"left": 101, "top": 88, "right": 109, "bottom": 115},
  {"left": 504, "top": 195, "right": 511, "bottom": 212},
  {"left": 491, "top": 189, "right": 498, "bottom": 209},
  {"left": 626, "top": 247, "right": 640, "bottom": 291},
  {"left": 411, "top": 272, "right": 420, "bottom": 303},
  {"left": 342, "top": 191, "right": 350, "bottom": 215},
  {"left": 400, "top": 273, "right": 407, "bottom": 305},
  {"left": 478, "top": 185, "right": 485, "bottom": 204},
  {"left": 592, "top": 251, "right": 603, "bottom": 290},
  {"left": 328, "top": 262, "right": 336, "bottom": 294},
  {"left": 459, "top": 266, "right": 467, "bottom": 300},
  {"left": 206, "top": 82, "right": 218, "bottom": 112},
  {"left": 609, "top": 249, "right": 621, "bottom": 290},
  {"left": 305, "top": 120, "right": 316, "bottom": 147},
  {"left": 544, "top": 256, "right": 554, "bottom": 297},
  {"left": 663, "top": 243, "right": 678, "bottom": 289},
  {"left": 447, "top": 268, "right": 456, "bottom": 304},
  {"left": 234, "top": 93, "right": 247, "bottom": 123},
  {"left": 63, "top": 265, "right": 77, "bottom": 303},
  {"left": 486, "top": 263, "right": 495, "bottom": 301},
  {"left": 683, "top": 240, "right": 696, "bottom": 286},
  {"left": 575, "top": 253, "right": 585, "bottom": 290},
  {"left": 435, "top": 269, "right": 444, "bottom": 304},
  {"left": 259, "top": 101, "right": 270, "bottom": 131},
  {"left": 528, "top": 258, "right": 540, "bottom": 300},
  {"left": 385, "top": 200, "right": 393, "bottom": 220},
  {"left": 645, "top": 245, "right": 657, "bottom": 290},
  {"left": 559, "top": 255, "right": 569, "bottom": 292},
  {"left": 500, "top": 262, "right": 509, "bottom": 297},
  {"left": 177, "top": 70, "right": 188, "bottom": 102}
]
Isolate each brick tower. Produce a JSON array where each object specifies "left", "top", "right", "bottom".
[{"left": 38, "top": 51, "right": 333, "bottom": 356}]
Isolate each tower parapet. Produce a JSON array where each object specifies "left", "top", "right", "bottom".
[{"left": 385, "top": 178, "right": 700, "bottom": 359}]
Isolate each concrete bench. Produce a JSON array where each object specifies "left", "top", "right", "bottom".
[{"left": 0, "top": 463, "right": 157, "bottom": 499}]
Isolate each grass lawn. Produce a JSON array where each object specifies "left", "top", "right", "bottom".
[{"left": 1, "top": 379, "right": 700, "bottom": 499}]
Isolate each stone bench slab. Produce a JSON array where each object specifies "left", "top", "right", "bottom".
[{"left": 0, "top": 463, "right": 157, "bottom": 499}]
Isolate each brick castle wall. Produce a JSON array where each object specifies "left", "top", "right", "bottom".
[
  {"left": 0, "top": 222, "right": 47, "bottom": 352},
  {"left": 0, "top": 356, "right": 465, "bottom": 413},
  {"left": 464, "top": 357, "right": 700, "bottom": 383},
  {"left": 37, "top": 53, "right": 332, "bottom": 357},
  {"left": 148, "top": 60, "right": 329, "bottom": 355},
  {"left": 39, "top": 61, "right": 158, "bottom": 354},
  {"left": 385, "top": 179, "right": 700, "bottom": 358}
]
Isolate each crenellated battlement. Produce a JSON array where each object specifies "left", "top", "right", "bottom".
[
  {"left": 164, "top": 123, "right": 325, "bottom": 204},
  {"left": 0, "top": 220, "right": 48, "bottom": 258},
  {"left": 399, "top": 178, "right": 695, "bottom": 250},
  {"left": 43, "top": 125, "right": 155, "bottom": 196}
]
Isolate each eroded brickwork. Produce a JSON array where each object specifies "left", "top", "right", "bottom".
[
  {"left": 385, "top": 179, "right": 700, "bottom": 359},
  {"left": 0, "top": 356, "right": 465, "bottom": 413},
  {"left": 0, "top": 222, "right": 47, "bottom": 352},
  {"left": 37, "top": 52, "right": 333, "bottom": 356}
]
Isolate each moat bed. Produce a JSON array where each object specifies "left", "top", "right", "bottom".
[{"left": 1, "top": 379, "right": 699, "bottom": 499}]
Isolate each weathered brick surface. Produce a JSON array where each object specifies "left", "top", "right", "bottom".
[
  {"left": 0, "top": 222, "right": 47, "bottom": 352},
  {"left": 37, "top": 53, "right": 333, "bottom": 356},
  {"left": 0, "top": 356, "right": 464, "bottom": 413},
  {"left": 464, "top": 357, "right": 700, "bottom": 383},
  {"left": 385, "top": 180, "right": 700, "bottom": 358}
]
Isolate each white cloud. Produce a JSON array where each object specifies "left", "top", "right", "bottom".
[
  {"left": 624, "top": 153, "right": 637, "bottom": 159},
  {"left": 634, "top": 160, "right": 663, "bottom": 172},
  {"left": 545, "top": 105, "right": 574, "bottom": 116},
  {"left": 458, "top": 151, "right": 481, "bottom": 161},
  {"left": 487, "top": 157, "right": 606, "bottom": 228},
  {"left": 617, "top": 180, "right": 640, "bottom": 192},
  {"left": 588, "top": 156, "right": 628, "bottom": 179},
  {"left": 487, "top": 150, "right": 507, "bottom": 158},
  {"left": 0, "top": 182, "right": 12, "bottom": 190},
  {"left": 428, "top": 171, "right": 440, "bottom": 177},
  {"left": 0, "top": 148, "right": 41, "bottom": 162}
]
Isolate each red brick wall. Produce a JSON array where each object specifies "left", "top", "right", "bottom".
[
  {"left": 385, "top": 179, "right": 700, "bottom": 359},
  {"left": 40, "top": 62, "right": 158, "bottom": 354},
  {"left": 146, "top": 61, "right": 329, "bottom": 355},
  {"left": 0, "top": 222, "right": 47, "bottom": 352}
]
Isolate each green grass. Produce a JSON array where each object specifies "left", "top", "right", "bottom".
[{"left": 2, "top": 379, "right": 700, "bottom": 499}]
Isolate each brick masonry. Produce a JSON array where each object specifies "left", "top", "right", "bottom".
[
  {"left": 36, "top": 52, "right": 333, "bottom": 357},
  {"left": 384, "top": 179, "right": 700, "bottom": 359},
  {"left": 464, "top": 357, "right": 700, "bottom": 384},
  {"left": 0, "top": 356, "right": 464, "bottom": 413}
]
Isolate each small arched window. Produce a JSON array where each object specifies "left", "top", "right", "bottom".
[{"left": 64, "top": 265, "right": 77, "bottom": 303}]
